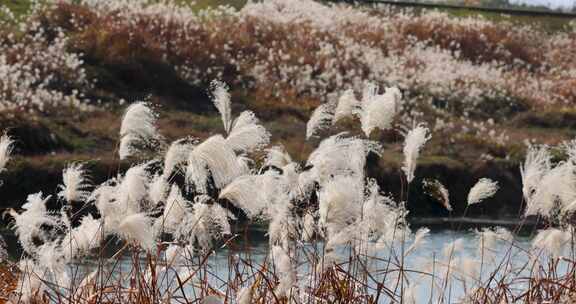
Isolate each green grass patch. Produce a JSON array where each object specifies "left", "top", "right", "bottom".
[
  {"left": 1, "top": 0, "right": 32, "bottom": 19},
  {"left": 186, "top": 0, "right": 247, "bottom": 10}
]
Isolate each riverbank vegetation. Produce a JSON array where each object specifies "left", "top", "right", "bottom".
[
  {"left": 0, "top": 0, "right": 575, "bottom": 219},
  {"left": 1, "top": 79, "right": 576, "bottom": 303},
  {"left": 0, "top": 1, "right": 576, "bottom": 301}
]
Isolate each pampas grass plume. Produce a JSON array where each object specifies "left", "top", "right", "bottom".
[
  {"left": 119, "top": 102, "right": 159, "bottom": 159},
  {"left": 467, "top": 178, "right": 499, "bottom": 205},
  {"left": 118, "top": 213, "right": 156, "bottom": 251},
  {"left": 58, "top": 163, "right": 91, "bottom": 203},
  {"left": 0, "top": 133, "right": 14, "bottom": 171},
  {"left": 210, "top": 80, "right": 232, "bottom": 134},
  {"left": 306, "top": 103, "right": 333, "bottom": 139},
  {"left": 402, "top": 125, "right": 431, "bottom": 183}
]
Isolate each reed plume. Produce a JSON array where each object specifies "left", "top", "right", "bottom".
[
  {"left": 119, "top": 102, "right": 160, "bottom": 159},
  {"left": 402, "top": 124, "right": 431, "bottom": 184},
  {"left": 467, "top": 178, "right": 499, "bottom": 205},
  {"left": 0, "top": 133, "right": 14, "bottom": 172}
]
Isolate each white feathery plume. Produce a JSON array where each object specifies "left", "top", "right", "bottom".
[
  {"left": 226, "top": 110, "right": 270, "bottom": 153},
  {"left": 362, "top": 180, "right": 387, "bottom": 230},
  {"left": 119, "top": 102, "right": 159, "bottom": 159},
  {"left": 58, "top": 163, "right": 91, "bottom": 203},
  {"left": 149, "top": 173, "right": 168, "bottom": 206},
  {"left": 118, "top": 213, "right": 156, "bottom": 251},
  {"left": 333, "top": 89, "right": 359, "bottom": 123},
  {"left": 324, "top": 223, "right": 362, "bottom": 253},
  {"left": 233, "top": 111, "right": 257, "bottom": 131},
  {"left": 119, "top": 133, "right": 137, "bottom": 160},
  {"left": 268, "top": 198, "right": 296, "bottom": 249},
  {"left": 318, "top": 175, "right": 364, "bottom": 237},
  {"left": 0, "top": 133, "right": 14, "bottom": 171},
  {"left": 61, "top": 215, "right": 103, "bottom": 260},
  {"left": 186, "top": 153, "right": 210, "bottom": 194},
  {"left": 264, "top": 145, "right": 293, "bottom": 169},
  {"left": 532, "top": 228, "right": 571, "bottom": 258},
  {"left": 362, "top": 181, "right": 409, "bottom": 248},
  {"left": 521, "top": 144, "right": 551, "bottom": 203},
  {"left": 533, "top": 161, "right": 576, "bottom": 217},
  {"left": 117, "top": 163, "right": 150, "bottom": 214},
  {"left": 120, "top": 102, "right": 157, "bottom": 138},
  {"left": 302, "top": 212, "right": 316, "bottom": 242},
  {"left": 307, "top": 133, "right": 381, "bottom": 184},
  {"left": 36, "top": 242, "right": 69, "bottom": 287},
  {"left": 218, "top": 174, "right": 262, "bottom": 217},
  {"left": 306, "top": 103, "right": 334, "bottom": 140},
  {"left": 271, "top": 245, "right": 296, "bottom": 298},
  {"left": 19, "top": 192, "right": 51, "bottom": 215},
  {"left": 402, "top": 124, "right": 431, "bottom": 184},
  {"left": 92, "top": 182, "right": 124, "bottom": 233},
  {"left": 183, "top": 197, "right": 232, "bottom": 251},
  {"left": 423, "top": 179, "right": 452, "bottom": 211},
  {"left": 566, "top": 140, "right": 576, "bottom": 159},
  {"left": 529, "top": 163, "right": 568, "bottom": 217},
  {"left": 208, "top": 203, "right": 233, "bottom": 237},
  {"left": 10, "top": 192, "right": 58, "bottom": 254},
  {"left": 563, "top": 142, "right": 576, "bottom": 213},
  {"left": 156, "top": 184, "right": 189, "bottom": 234},
  {"left": 297, "top": 169, "right": 316, "bottom": 199},
  {"left": 521, "top": 141, "right": 576, "bottom": 217},
  {"left": 279, "top": 163, "right": 303, "bottom": 200},
  {"left": 359, "top": 84, "right": 402, "bottom": 137},
  {"left": 467, "top": 178, "right": 499, "bottom": 205},
  {"left": 210, "top": 80, "right": 232, "bottom": 134},
  {"left": 236, "top": 155, "right": 253, "bottom": 175},
  {"left": 219, "top": 171, "right": 282, "bottom": 218},
  {"left": 186, "top": 135, "right": 242, "bottom": 193},
  {"left": 164, "top": 138, "right": 195, "bottom": 176}
]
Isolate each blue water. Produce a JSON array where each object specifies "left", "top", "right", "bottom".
[
  {"left": 59, "top": 230, "right": 543, "bottom": 302},
  {"left": 8, "top": 226, "right": 573, "bottom": 302}
]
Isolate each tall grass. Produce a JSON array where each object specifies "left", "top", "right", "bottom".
[
  {"left": 1, "top": 1, "right": 576, "bottom": 303},
  {"left": 1, "top": 80, "right": 576, "bottom": 303},
  {"left": 2, "top": 0, "right": 576, "bottom": 113},
  {"left": 2, "top": 0, "right": 574, "bottom": 167}
]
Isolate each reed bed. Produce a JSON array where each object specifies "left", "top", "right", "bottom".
[
  {"left": 1, "top": 1, "right": 576, "bottom": 303},
  {"left": 0, "top": 79, "right": 574, "bottom": 303},
  {"left": 3, "top": 0, "right": 576, "bottom": 166},
  {"left": 2, "top": 0, "right": 576, "bottom": 112}
]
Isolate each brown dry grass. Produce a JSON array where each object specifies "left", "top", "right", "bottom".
[
  {"left": 398, "top": 17, "right": 544, "bottom": 67},
  {"left": 0, "top": 264, "right": 17, "bottom": 304},
  {"left": 30, "top": 2, "right": 573, "bottom": 112}
]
